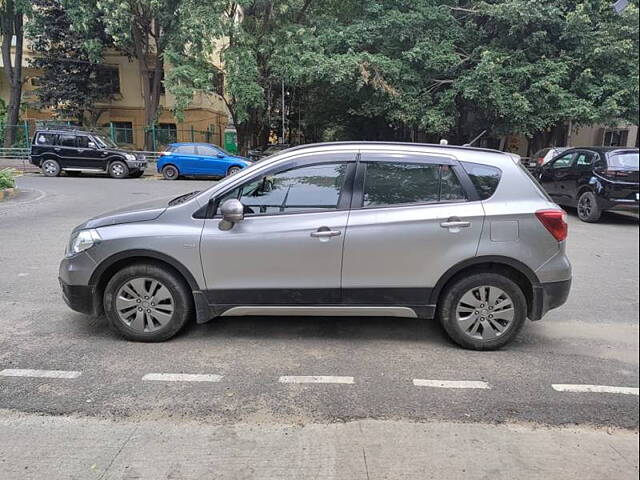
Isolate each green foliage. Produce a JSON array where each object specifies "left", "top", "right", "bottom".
[{"left": 0, "top": 168, "right": 16, "bottom": 190}]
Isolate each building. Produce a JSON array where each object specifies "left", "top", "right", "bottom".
[{"left": 1, "top": 38, "right": 229, "bottom": 150}]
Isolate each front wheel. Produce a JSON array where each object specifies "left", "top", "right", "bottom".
[
  {"left": 226, "top": 165, "right": 242, "bottom": 177},
  {"left": 103, "top": 263, "right": 193, "bottom": 342},
  {"left": 108, "top": 160, "right": 129, "bottom": 179},
  {"left": 437, "top": 273, "right": 527, "bottom": 350},
  {"left": 41, "top": 159, "right": 61, "bottom": 177},
  {"left": 577, "top": 191, "right": 602, "bottom": 223}
]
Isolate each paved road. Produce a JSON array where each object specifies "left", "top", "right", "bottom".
[{"left": 1, "top": 174, "right": 637, "bottom": 429}]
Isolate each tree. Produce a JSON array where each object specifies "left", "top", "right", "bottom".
[
  {"left": 1, "top": 0, "right": 30, "bottom": 147},
  {"left": 65, "top": 0, "right": 182, "bottom": 148},
  {"left": 27, "top": 0, "right": 114, "bottom": 126}
]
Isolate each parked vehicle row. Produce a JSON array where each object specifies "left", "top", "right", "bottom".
[{"left": 59, "top": 142, "right": 571, "bottom": 350}]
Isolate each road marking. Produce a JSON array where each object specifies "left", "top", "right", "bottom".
[
  {"left": 0, "top": 369, "right": 81, "bottom": 379},
  {"left": 142, "top": 373, "right": 223, "bottom": 383},
  {"left": 413, "top": 379, "right": 491, "bottom": 389},
  {"left": 279, "top": 376, "right": 355, "bottom": 385},
  {"left": 552, "top": 384, "right": 639, "bottom": 395}
]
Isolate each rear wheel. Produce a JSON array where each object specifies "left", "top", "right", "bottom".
[
  {"left": 108, "top": 160, "right": 129, "bottom": 179},
  {"left": 41, "top": 159, "right": 61, "bottom": 177},
  {"left": 162, "top": 164, "right": 179, "bottom": 180},
  {"left": 103, "top": 263, "right": 193, "bottom": 342},
  {"left": 438, "top": 273, "right": 527, "bottom": 350},
  {"left": 577, "top": 191, "right": 602, "bottom": 223}
]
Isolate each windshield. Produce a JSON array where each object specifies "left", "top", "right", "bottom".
[
  {"left": 608, "top": 151, "right": 639, "bottom": 169},
  {"left": 93, "top": 135, "right": 119, "bottom": 149}
]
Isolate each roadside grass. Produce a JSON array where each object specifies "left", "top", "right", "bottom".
[{"left": 0, "top": 168, "right": 16, "bottom": 189}]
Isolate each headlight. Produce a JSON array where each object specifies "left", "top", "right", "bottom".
[
  {"left": 67, "top": 229, "right": 101, "bottom": 256},
  {"left": 125, "top": 153, "right": 136, "bottom": 161}
]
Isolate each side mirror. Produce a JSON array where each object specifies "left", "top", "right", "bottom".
[
  {"left": 217, "top": 153, "right": 225, "bottom": 158},
  {"left": 88, "top": 142, "right": 97, "bottom": 149},
  {"left": 218, "top": 199, "right": 244, "bottom": 231}
]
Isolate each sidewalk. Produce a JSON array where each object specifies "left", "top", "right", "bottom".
[{"left": 1, "top": 410, "right": 637, "bottom": 479}]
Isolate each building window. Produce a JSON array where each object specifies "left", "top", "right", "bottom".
[
  {"left": 96, "top": 66, "right": 120, "bottom": 94},
  {"left": 603, "top": 130, "right": 629, "bottom": 147},
  {"left": 111, "top": 122, "right": 134, "bottom": 145},
  {"left": 157, "top": 123, "right": 177, "bottom": 144}
]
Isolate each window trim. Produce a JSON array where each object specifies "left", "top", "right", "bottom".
[{"left": 204, "top": 155, "right": 358, "bottom": 219}]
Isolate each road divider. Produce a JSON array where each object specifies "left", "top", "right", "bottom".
[
  {"left": 0, "top": 369, "right": 81, "bottom": 379},
  {"left": 413, "top": 379, "right": 491, "bottom": 389},
  {"left": 279, "top": 376, "right": 355, "bottom": 385},
  {"left": 142, "top": 373, "right": 223, "bottom": 383},
  {"left": 551, "top": 384, "right": 639, "bottom": 395}
]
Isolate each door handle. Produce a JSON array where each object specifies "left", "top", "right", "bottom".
[
  {"left": 310, "top": 227, "right": 342, "bottom": 238},
  {"left": 440, "top": 217, "right": 471, "bottom": 229}
]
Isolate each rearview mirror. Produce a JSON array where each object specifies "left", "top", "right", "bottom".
[{"left": 218, "top": 199, "right": 244, "bottom": 231}]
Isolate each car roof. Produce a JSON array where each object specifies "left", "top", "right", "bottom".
[
  {"left": 35, "top": 128, "right": 94, "bottom": 135},
  {"left": 283, "top": 141, "right": 512, "bottom": 156},
  {"left": 564, "top": 146, "right": 639, "bottom": 154},
  {"left": 169, "top": 142, "right": 220, "bottom": 147}
]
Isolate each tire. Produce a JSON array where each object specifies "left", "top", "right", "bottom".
[
  {"left": 162, "top": 164, "right": 179, "bottom": 180},
  {"left": 103, "top": 263, "right": 193, "bottom": 342},
  {"left": 41, "top": 159, "right": 61, "bottom": 177},
  {"left": 65, "top": 171, "right": 81, "bottom": 177},
  {"left": 437, "top": 273, "right": 527, "bottom": 350},
  {"left": 108, "top": 160, "right": 129, "bottom": 179},
  {"left": 577, "top": 190, "right": 602, "bottom": 223},
  {"left": 130, "top": 170, "right": 144, "bottom": 178},
  {"left": 226, "top": 165, "right": 242, "bottom": 177}
]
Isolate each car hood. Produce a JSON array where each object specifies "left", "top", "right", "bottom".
[{"left": 75, "top": 197, "right": 171, "bottom": 231}]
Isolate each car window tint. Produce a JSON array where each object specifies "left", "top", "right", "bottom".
[
  {"left": 462, "top": 162, "right": 502, "bottom": 200},
  {"left": 174, "top": 145, "right": 197, "bottom": 154},
  {"left": 575, "top": 152, "right": 593, "bottom": 167},
  {"left": 36, "top": 133, "right": 57, "bottom": 145},
  {"left": 76, "top": 136, "right": 91, "bottom": 148},
  {"left": 362, "top": 162, "right": 466, "bottom": 207},
  {"left": 220, "top": 163, "right": 348, "bottom": 216},
  {"left": 198, "top": 146, "right": 219, "bottom": 156},
  {"left": 551, "top": 153, "right": 574, "bottom": 168},
  {"left": 59, "top": 134, "right": 76, "bottom": 147}
]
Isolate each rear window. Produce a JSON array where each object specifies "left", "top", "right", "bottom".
[
  {"left": 34, "top": 133, "right": 56, "bottom": 145},
  {"left": 172, "top": 145, "right": 197, "bottom": 154},
  {"left": 461, "top": 162, "right": 502, "bottom": 200},
  {"left": 607, "top": 151, "right": 639, "bottom": 169}
]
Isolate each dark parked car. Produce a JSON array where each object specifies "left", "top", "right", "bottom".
[
  {"left": 538, "top": 147, "right": 639, "bottom": 222},
  {"left": 247, "top": 144, "right": 291, "bottom": 162},
  {"left": 30, "top": 128, "right": 147, "bottom": 179}
]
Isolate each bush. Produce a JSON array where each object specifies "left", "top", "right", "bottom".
[{"left": 0, "top": 168, "right": 16, "bottom": 189}]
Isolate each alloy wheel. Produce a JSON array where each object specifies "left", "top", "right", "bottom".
[
  {"left": 115, "top": 277, "right": 175, "bottom": 333},
  {"left": 43, "top": 160, "right": 58, "bottom": 175},
  {"left": 455, "top": 285, "right": 515, "bottom": 341},
  {"left": 111, "top": 163, "right": 125, "bottom": 177},
  {"left": 578, "top": 195, "right": 592, "bottom": 219}
]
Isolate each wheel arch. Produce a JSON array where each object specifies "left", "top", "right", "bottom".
[{"left": 430, "top": 256, "right": 540, "bottom": 317}]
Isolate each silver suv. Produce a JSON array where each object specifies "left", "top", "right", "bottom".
[{"left": 59, "top": 142, "right": 572, "bottom": 350}]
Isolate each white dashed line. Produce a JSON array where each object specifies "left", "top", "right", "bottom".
[
  {"left": 552, "top": 384, "right": 639, "bottom": 395},
  {"left": 279, "top": 376, "right": 355, "bottom": 385},
  {"left": 0, "top": 369, "right": 81, "bottom": 379},
  {"left": 142, "top": 373, "right": 223, "bottom": 383},
  {"left": 413, "top": 379, "right": 491, "bottom": 389}
]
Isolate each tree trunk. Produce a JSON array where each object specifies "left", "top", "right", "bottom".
[{"left": 1, "top": 7, "right": 24, "bottom": 147}]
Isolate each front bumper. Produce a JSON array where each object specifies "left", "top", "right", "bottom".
[
  {"left": 59, "top": 251, "right": 99, "bottom": 315},
  {"left": 530, "top": 278, "right": 572, "bottom": 321},
  {"left": 60, "top": 278, "right": 97, "bottom": 316}
]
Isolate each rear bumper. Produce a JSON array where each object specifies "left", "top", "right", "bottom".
[
  {"left": 530, "top": 279, "right": 572, "bottom": 321},
  {"left": 59, "top": 278, "right": 97, "bottom": 316}
]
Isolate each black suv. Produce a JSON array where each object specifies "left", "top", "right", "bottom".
[
  {"left": 30, "top": 128, "right": 147, "bottom": 179},
  {"left": 538, "top": 147, "right": 639, "bottom": 222}
]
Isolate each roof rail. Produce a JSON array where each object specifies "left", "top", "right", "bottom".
[{"left": 280, "top": 141, "right": 509, "bottom": 156}]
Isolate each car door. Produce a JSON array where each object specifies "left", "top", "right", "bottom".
[
  {"left": 538, "top": 152, "right": 575, "bottom": 203},
  {"left": 55, "top": 133, "right": 81, "bottom": 168},
  {"left": 562, "top": 150, "right": 595, "bottom": 206},
  {"left": 341, "top": 151, "right": 484, "bottom": 312},
  {"left": 199, "top": 152, "right": 357, "bottom": 307},
  {"left": 73, "top": 135, "right": 102, "bottom": 169},
  {"left": 172, "top": 145, "right": 200, "bottom": 174},
  {"left": 196, "top": 145, "right": 227, "bottom": 176}
]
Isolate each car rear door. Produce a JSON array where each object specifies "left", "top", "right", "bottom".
[
  {"left": 341, "top": 151, "right": 484, "bottom": 314},
  {"left": 199, "top": 151, "right": 357, "bottom": 308},
  {"left": 55, "top": 133, "right": 81, "bottom": 168}
]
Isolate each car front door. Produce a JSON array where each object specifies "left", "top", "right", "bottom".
[
  {"left": 340, "top": 151, "right": 484, "bottom": 315},
  {"left": 559, "top": 150, "right": 594, "bottom": 206},
  {"left": 73, "top": 135, "right": 103, "bottom": 169},
  {"left": 538, "top": 152, "right": 575, "bottom": 203},
  {"left": 199, "top": 152, "right": 357, "bottom": 309},
  {"left": 196, "top": 145, "right": 227, "bottom": 176}
]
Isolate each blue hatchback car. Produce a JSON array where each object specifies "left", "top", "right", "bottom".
[{"left": 157, "top": 143, "right": 251, "bottom": 180}]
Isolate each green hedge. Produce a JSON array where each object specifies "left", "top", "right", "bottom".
[{"left": 0, "top": 168, "right": 16, "bottom": 189}]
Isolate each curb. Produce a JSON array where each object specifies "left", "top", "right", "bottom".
[{"left": 0, "top": 188, "right": 18, "bottom": 201}]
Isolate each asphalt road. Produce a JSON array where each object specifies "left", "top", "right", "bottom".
[{"left": 0, "top": 174, "right": 638, "bottom": 431}]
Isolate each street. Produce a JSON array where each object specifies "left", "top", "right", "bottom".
[{"left": 1, "top": 174, "right": 639, "bottom": 479}]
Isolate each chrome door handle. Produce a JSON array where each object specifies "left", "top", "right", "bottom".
[
  {"left": 440, "top": 217, "right": 471, "bottom": 229},
  {"left": 310, "top": 228, "right": 341, "bottom": 238}
]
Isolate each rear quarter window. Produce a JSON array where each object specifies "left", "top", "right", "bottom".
[{"left": 461, "top": 162, "right": 502, "bottom": 200}]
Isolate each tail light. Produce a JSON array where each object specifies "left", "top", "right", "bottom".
[
  {"left": 537, "top": 157, "right": 545, "bottom": 166},
  {"left": 601, "top": 169, "right": 631, "bottom": 179},
  {"left": 536, "top": 209, "right": 568, "bottom": 242}
]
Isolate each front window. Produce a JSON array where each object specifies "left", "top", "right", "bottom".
[
  {"left": 93, "top": 135, "right": 118, "bottom": 149},
  {"left": 551, "top": 153, "right": 574, "bottom": 169},
  {"left": 172, "top": 145, "right": 197, "bottom": 155},
  {"left": 608, "top": 151, "right": 639, "bottom": 169},
  {"left": 218, "top": 163, "right": 349, "bottom": 216}
]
